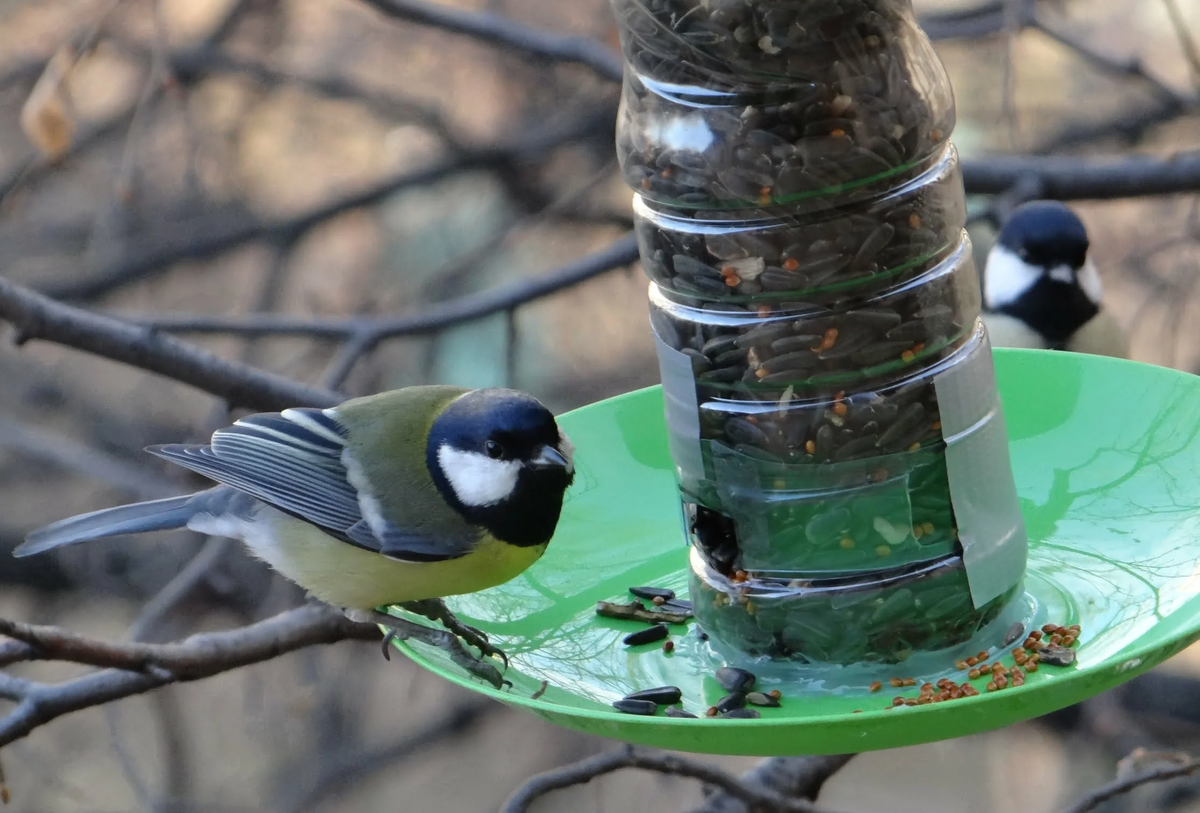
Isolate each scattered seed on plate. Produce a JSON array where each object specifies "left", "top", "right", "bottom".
[
  {"left": 629, "top": 586, "right": 675, "bottom": 602},
  {"left": 1003, "top": 623, "right": 1024, "bottom": 646},
  {"left": 715, "top": 667, "right": 756, "bottom": 693},
  {"left": 716, "top": 692, "right": 747, "bottom": 712},
  {"left": 623, "top": 624, "right": 669, "bottom": 646},
  {"left": 718, "top": 708, "right": 761, "bottom": 719},
  {"left": 745, "top": 691, "right": 780, "bottom": 707},
  {"left": 613, "top": 698, "right": 658, "bottom": 715},
  {"left": 1035, "top": 643, "right": 1076, "bottom": 666},
  {"left": 658, "top": 600, "right": 694, "bottom": 620},
  {"left": 623, "top": 686, "right": 683, "bottom": 705},
  {"left": 869, "top": 681, "right": 883, "bottom": 693},
  {"left": 663, "top": 640, "right": 675, "bottom": 653},
  {"left": 598, "top": 600, "right": 689, "bottom": 624},
  {"left": 665, "top": 706, "right": 698, "bottom": 719}
]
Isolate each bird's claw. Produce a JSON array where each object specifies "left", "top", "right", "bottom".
[
  {"left": 369, "top": 610, "right": 510, "bottom": 690},
  {"left": 398, "top": 600, "right": 509, "bottom": 669}
]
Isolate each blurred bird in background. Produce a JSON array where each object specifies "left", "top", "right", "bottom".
[{"left": 981, "top": 200, "right": 1130, "bottom": 358}]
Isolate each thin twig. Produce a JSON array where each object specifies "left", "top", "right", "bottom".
[
  {"left": 688, "top": 755, "right": 855, "bottom": 813},
  {"left": 0, "top": 414, "right": 175, "bottom": 500},
  {"left": 130, "top": 232, "right": 640, "bottom": 356},
  {"left": 0, "top": 275, "right": 341, "bottom": 411},
  {"left": 500, "top": 745, "right": 830, "bottom": 813},
  {"left": 1060, "top": 757, "right": 1200, "bottom": 813},
  {"left": 356, "top": 0, "right": 623, "bottom": 82},
  {"left": 1160, "top": 0, "right": 1200, "bottom": 89},
  {"left": 0, "top": 605, "right": 379, "bottom": 747},
  {"left": 34, "top": 108, "right": 615, "bottom": 302},
  {"left": 276, "top": 698, "right": 495, "bottom": 813}
]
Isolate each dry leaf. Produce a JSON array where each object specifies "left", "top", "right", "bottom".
[{"left": 20, "top": 46, "right": 78, "bottom": 161}]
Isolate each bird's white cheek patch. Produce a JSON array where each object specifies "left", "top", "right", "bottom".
[
  {"left": 1077, "top": 258, "right": 1105, "bottom": 305},
  {"left": 558, "top": 429, "right": 576, "bottom": 474},
  {"left": 984, "top": 245, "right": 1042, "bottom": 309},
  {"left": 438, "top": 445, "right": 522, "bottom": 507}
]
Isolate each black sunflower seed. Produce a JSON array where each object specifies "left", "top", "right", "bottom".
[
  {"left": 613, "top": 698, "right": 659, "bottom": 716},
  {"left": 623, "top": 625, "right": 670, "bottom": 646},
  {"left": 624, "top": 686, "right": 683, "bottom": 705}
]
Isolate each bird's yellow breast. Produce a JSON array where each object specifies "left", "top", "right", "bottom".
[{"left": 230, "top": 507, "right": 547, "bottom": 611}]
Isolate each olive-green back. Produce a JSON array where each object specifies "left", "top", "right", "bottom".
[{"left": 334, "top": 385, "right": 473, "bottom": 540}]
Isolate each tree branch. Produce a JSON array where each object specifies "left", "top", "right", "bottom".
[
  {"left": 277, "top": 698, "right": 496, "bottom": 813},
  {"left": 500, "top": 745, "right": 832, "bottom": 813},
  {"left": 962, "top": 152, "right": 1200, "bottom": 199},
  {"left": 0, "top": 605, "right": 379, "bottom": 748},
  {"left": 0, "top": 276, "right": 341, "bottom": 412},
  {"left": 131, "top": 233, "right": 639, "bottom": 339},
  {"left": 688, "top": 755, "right": 855, "bottom": 813},
  {"left": 1061, "top": 755, "right": 1200, "bottom": 813},
  {"left": 356, "top": 0, "right": 623, "bottom": 82},
  {"left": 35, "top": 108, "right": 616, "bottom": 302}
]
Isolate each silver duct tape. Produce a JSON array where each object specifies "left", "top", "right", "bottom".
[
  {"left": 934, "top": 329, "right": 1028, "bottom": 606},
  {"left": 653, "top": 332, "right": 706, "bottom": 488}
]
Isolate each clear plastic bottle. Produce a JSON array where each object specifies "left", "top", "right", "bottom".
[{"left": 612, "top": 0, "right": 1028, "bottom": 665}]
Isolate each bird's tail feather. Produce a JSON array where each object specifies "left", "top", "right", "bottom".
[{"left": 14, "top": 494, "right": 198, "bottom": 557}]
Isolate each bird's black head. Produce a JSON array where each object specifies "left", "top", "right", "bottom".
[
  {"left": 427, "top": 388, "right": 575, "bottom": 548},
  {"left": 997, "top": 201, "right": 1090, "bottom": 271},
  {"left": 986, "top": 201, "right": 1103, "bottom": 345}
]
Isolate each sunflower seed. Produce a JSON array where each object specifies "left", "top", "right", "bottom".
[
  {"left": 613, "top": 698, "right": 659, "bottom": 715},
  {"left": 623, "top": 625, "right": 671, "bottom": 646}
]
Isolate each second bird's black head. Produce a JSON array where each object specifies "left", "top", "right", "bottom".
[{"left": 984, "top": 201, "right": 1103, "bottom": 346}]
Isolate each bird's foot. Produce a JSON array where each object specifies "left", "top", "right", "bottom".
[
  {"left": 399, "top": 599, "right": 509, "bottom": 669},
  {"left": 366, "top": 610, "right": 510, "bottom": 690}
]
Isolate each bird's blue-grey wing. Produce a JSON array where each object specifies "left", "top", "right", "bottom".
[{"left": 148, "top": 408, "right": 475, "bottom": 562}]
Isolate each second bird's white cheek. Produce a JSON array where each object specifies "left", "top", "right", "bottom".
[
  {"left": 438, "top": 445, "right": 522, "bottom": 507},
  {"left": 1077, "top": 258, "right": 1104, "bottom": 305}
]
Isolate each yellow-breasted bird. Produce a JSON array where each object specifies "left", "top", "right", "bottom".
[{"left": 15, "top": 385, "right": 576, "bottom": 687}]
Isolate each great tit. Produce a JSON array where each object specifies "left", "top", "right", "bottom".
[
  {"left": 15, "top": 385, "right": 576, "bottom": 687},
  {"left": 982, "top": 200, "right": 1129, "bottom": 358}
]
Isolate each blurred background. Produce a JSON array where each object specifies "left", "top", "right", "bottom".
[{"left": 0, "top": 0, "right": 1199, "bottom": 810}]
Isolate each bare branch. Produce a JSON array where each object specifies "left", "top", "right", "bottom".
[
  {"left": 1160, "top": 0, "right": 1200, "bottom": 89},
  {"left": 0, "top": 276, "right": 341, "bottom": 411},
  {"left": 688, "top": 755, "right": 855, "bottom": 813},
  {"left": 1060, "top": 755, "right": 1200, "bottom": 813},
  {"left": 356, "top": 0, "right": 623, "bottom": 82},
  {"left": 0, "top": 605, "right": 379, "bottom": 748},
  {"left": 131, "top": 233, "right": 638, "bottom": 341},
  {"left": 35, "top": 109, "right": 615, "bottom": 302},
  {"left": 158, "top": 46, "right": 467, "bottom": 148},
  {"left": 277, "top": 698, "right": 496, "bottom": 813},
  {"left": 962, "top": 152, "right": 1200, "bottom": 199},
  {"left": 500, "top": 745, "right": 832, "bottom": 813},
  {"left": 0, "top": 414, "right": 174, "bottom": 500}
]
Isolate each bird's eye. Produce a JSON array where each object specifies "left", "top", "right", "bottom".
[{"left": 484, "top": 440, "right": 504, "bottom": 459}]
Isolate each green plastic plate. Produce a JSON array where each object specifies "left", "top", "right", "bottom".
[{"left": 387, "top": 349, "right": 1200, "bottom": 756}]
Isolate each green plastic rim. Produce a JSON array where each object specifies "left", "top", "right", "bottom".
[{"left": 388, "top": 349, "right": 1200, "bottom": 756}]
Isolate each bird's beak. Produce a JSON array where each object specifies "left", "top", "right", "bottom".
[
  {"left": 529, "top": 444, "right": 570, "bottom": 471},
  {"left": 1047, "top": 264, "right": 1075, "bottom": 284}
]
